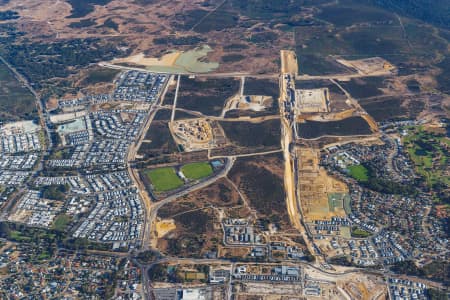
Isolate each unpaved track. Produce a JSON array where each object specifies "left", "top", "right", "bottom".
[
  {"left": 100, "top": 62, "right": 396, "bottom": 82},
  {"left": 170, "top": 74, "right": 181, "bottom": 122}
]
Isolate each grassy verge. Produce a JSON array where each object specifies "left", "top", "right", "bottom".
[{"left": 343, "top": 194, "right": 352, "bottom": 214}]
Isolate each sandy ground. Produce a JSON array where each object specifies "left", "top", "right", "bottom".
[
  {"left": 223, "top": 95, "right": 273, "bottom": 114},
  {"left": 336, "top": 57, "right": 395, "bottom": 76},
  {"left": 156, "top": 219, "right": 176, "bottom": 238},
  {"left": 46, "top": 98, "right": 59, "bottom": 110},
  {"left": 297, "top": 148, "right": 348, "bottom": 221},
  {"left": 3, "top": 0, "right": 72, "bottom": 22},
  {"left": 281, "top": 50, "right": 299, "bottom": 76},
  {"left": 49, "top": 111, "right": 87, "bottom": 123},
  {"left": 113, "top": 52, "right": 181, "bottom": 67}
]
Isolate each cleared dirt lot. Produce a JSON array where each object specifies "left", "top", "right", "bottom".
[
  {"left": 297, "top": 148, "right": 348, "bottom": 222},
  {"left": 281, "top": 50, "right": 298, "bottom": 75}
]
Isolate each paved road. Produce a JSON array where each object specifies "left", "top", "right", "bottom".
[{"left": 127, "top": 76, "right": 173, "bottom": 250}]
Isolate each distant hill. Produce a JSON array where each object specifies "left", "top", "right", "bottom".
[{"left": 368, "top": 0, "right": 450, "bottom": 29}]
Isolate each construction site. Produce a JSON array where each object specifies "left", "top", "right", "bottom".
[
  {"left": 170, "top": 118, "right": 217, "bottom": 152},
  {"left": 155, "top": 218, "right": 176, "bottom": 238},
  {"left": 295, "top": 88, "right": 330, "bottom": 113},
  {"left": 336, "top": 57, "right": 396, "bottom": 76},
  {"left": 297, "top": 148, "right": 348, "bottom": 222},
  {"left": 279, "top": 49, "right": 383, "bottom": 261},
  {"left": 223, "top": 94, "right": 273, "bottom": 113},
  {"left": 280, "top": 50, "right": 299, "bottom": 76}
]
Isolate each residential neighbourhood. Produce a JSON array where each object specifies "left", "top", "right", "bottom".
[{"left": 1, "top": 71, "right": 166, "bottom": 250}]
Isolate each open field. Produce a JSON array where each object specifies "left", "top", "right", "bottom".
[
  {"left": 228, "top": 153, "right": 289, "bottom": 229},
  {"left": 66, "top": 0, "right": 113, "bottom": 18},
  {"left": 337, "top": 77, "right": 386, "bottom": 99},
  {"left": 437, "top": 57, "right": 450, "bottom": 94},
  {"left": 173, "top": 110, "right": 200, "bottom": 120},
  {"left": 190, "top": 3, "right": 239, "bottom": 34},
  {"left": 158, "top": 207, "right": 219, "bottom": 258},
  {"left": 144, "top": 167, "right": 184, "bottom": 193},
  {"left": 297, "top": 117, "right": 373, "bottom": 139},
  {"left": 359, "top": 96, "right": 407, "bottom": 122},
  {"left": 159, "top": 197, "right": 250, "bottom": 259},
  {"left": 138, "top": 120, "right": 179, "bottom": 157},
  {"left": 162, "top": 79, "right": 177, "bottom": 106},
  {"left": 181, "top": 162, "right": 213, "bottom": 180},
  {"left": 359, "top": 93, "right": 430, "bottom": 123},
  {"left": 159, "top": 178, "right": 246, "bottom": 216},
  {"left": 220, "top": 119, "right": 281, "bottom": 148},
  {"left": 176, "top": 76, "right": 240, "bottom": 117},
  {"left": 0, "top": 60, "right": 37, "bottom": 122},
  {"left": 80, "top": 67, "right": 120, "bottom": 85},
  {"left": 153, "top": 109, "right": 172, "bottom": 121},
  {"left": 157, "top": 179, "right": 243, "bottom": 257},
  {"left": 244, "top": 78, "right": 280, "bottom": 100}
]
